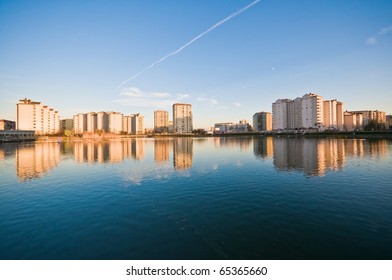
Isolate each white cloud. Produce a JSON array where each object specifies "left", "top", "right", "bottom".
[
  {"left": 115, "top": 87, "right": 190, "bottom": 108},
  {"left": 233, "top": 102, "right": 243, "bottom": 107},
  {"left": 366, "top": 37, "right": 376, "bottom": 45},
  {"left": 366, "top": 25, "right": 392, "bottom": 45},
  {"left": 378, "top": 25, "right": 392, "bottom": 35},
  {"left": 197, "top": 98, "right": 218, "bottom": 105}
]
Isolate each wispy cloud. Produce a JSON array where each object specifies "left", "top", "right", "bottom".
[
  {"left": 366, "top": 25, "right": 392, "bottom": 45},
  {"left": 118, "top": 0, "right": 261, "bottom": 87},
  {"left": 233, "top": 102, "right": 243, "bottom": 107},
  {"left": 115, "top": 87, "right": 190, "bottom": 108},
  {"left": 197, "top": 98, "right": 218, "bottom": 105}
]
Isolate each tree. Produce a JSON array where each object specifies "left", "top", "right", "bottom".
[{"left": 364, "top": 119, "right": 377, "bottom": 131}]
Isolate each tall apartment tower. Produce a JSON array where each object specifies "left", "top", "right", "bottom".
[
  {"left": 17, "top": 98, "right": 60, "bottom": 135},
  {"left": 173, "top": 103, "right": 193, "bottom": 134},
  {"left": 154, "top": 110, "right": 169, "bottom": 133},
  {"left": 253, "top": 112, "right": 272, "bottom": 132},
  {"left": 323, "top": 99, "right": 338, "bottom": 129},
  {"left": 272, "top": 99, "right": 292, "bottom": 130},
  {"left": 336, "top": 102, "right": 344, "bottom": 130},
  {"left": 107, "top": 112, "right": 123, "bottom": 134},
  {"left": 97, "top": 112, "right": 109, "bottom": 132},
  {"left": 131, "top": 113, "right": 144, "bottom": 135},
  {"left": 73, "top": 113, "right": 87, "bottom": 134},
  {"left": 301, "top": 93, "right": 324, "bottom": 129}
]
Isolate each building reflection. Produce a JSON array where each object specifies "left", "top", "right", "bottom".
[
  {"left": 4, "top": 137, "right": 389, "bottom": 181},
  {"left": 271, "top": 138, "right": 388, "bottom": 176},
  {"left": 213, "top": 137, "right": 252, "bottom": 151},
  {"left": 253, "top": 137, "right": 274, "bottom": 159},
  {"left": 72, "top": 139, "right": 145, "bottom": 163},
  {"left": 154, "top": 138, "right": 172, "bottom": 164},
  {"left": 16, "top": 142, "right": 60, "bottom": 181},
  {"left": 173, "top": 138, "right": 193, "bottom": 170}
]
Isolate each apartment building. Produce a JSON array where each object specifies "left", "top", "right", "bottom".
[
  {"left": 16, "top": 98, "right": 60, "bottom": 135},
  {"left": 108, "top": 112, "right": 123, "bottom": 134},
  {"left": 301, "top": 93, "right": 324, "bottom": 129},
  {"left": 0, "top": 119, "right": 16, "bottom": 130},
  {"left": 97, "top": 112, "right": 109, "bottom": 132},
  {"left": 154, "top": 110, "right": 169, "bottom": 133},
  {"left": 131, "top": 113, "right": 144, "bottom": 135},
  {"left": 349, "top": 110, "right": 386, "bottom": 126},
  {"left": 60, "top": 119, "right": 73, "bottom": 133},
  {"left": 272, "top": 99, "right": 292, "bottom": 130},
  {"left": 253, "top": 112, "right": 272, "bottom": 132},
  {"left": 73, "top": 113, "right": 86, "bottom": 134},
  {"left": 173, "top": 103, "right": 193, "bottom": 134},
  {"left": 344, "top": 112, "right": 363, "bottom": 131},
  {"left": 272, "top": 93, "right": 343, "bottom": 131}
]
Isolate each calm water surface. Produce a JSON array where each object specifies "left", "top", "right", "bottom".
[{"left": 0, "top": 137, "right": 391, "bottom": 259}]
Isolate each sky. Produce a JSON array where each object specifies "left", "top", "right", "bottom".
[{"left": 1, "top": 0, "right": 391, "bottom": 129}]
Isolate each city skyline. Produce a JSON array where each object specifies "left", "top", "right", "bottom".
[{"left": 1, "top": 0, "right": 392, "bottom": 129}]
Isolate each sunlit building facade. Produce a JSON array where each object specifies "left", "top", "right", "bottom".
[
  {"left": 253, "top": 112, "right": 272, "bottom": 132},
  {"left": 130, "top": 113, "right": 144, "bottom": 135},
  {"left": 272, "top": 99, "right": 292, "bottom": 130},
  {"left": 17, "top": 98, "right": 60, "bottom": 135},
  {"left": 173, "top": 103, "right": 193, "bottom": 134},
  {"left": 107, "top": 112, "right": 123, "bottom": 134},
  {"left": 154, "top": 110, "right": 169, "bottom": 133}
]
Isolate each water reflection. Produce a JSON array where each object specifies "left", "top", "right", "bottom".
[
  {"left": 72, "top": 139, "right": 145, "bottom": 163},
  {"left": 253, "top": 137, "right": 274, "bottom": 159},
  {"left": 271, "top": 138, "right": 388, "bottom": 176},
  {"left": 16, "top": 142, "right": 60, "bottom": 181},
  {"left": 173, "top": 138, "right": 193, "bottom": 170},
  {"left": 154, "top": 138, "right": 172, "bottom": 164},
  {"left": 0, "top": 137, "right": 390, "bottom": 181}
]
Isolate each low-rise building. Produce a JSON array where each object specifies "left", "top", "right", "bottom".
[{"left": 0, "top": 119, "right": 16, "bottom": 130}]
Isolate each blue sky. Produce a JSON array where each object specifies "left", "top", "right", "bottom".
[{"left": 1, "top": 0, "right": 391, "bottom": 129}]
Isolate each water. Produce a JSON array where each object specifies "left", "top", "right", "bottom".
[{"left": 0, "top": 137, "right": 391, "bottom": 259}]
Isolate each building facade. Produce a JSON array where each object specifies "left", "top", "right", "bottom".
[
  {"left": 301, "top": 93, "right": 324, "bottom": 129},
  {"left": 131, "top": 113, "right": 144, "bottom": 135},
  {"left": 349, "top": 110, "right": 386, "bottom": 127},
  {"left": 386, "top": 115, "right": 392, "bottom": 129},
  {"left": 60, "top": 119, "right": 73, "bottom": 133},
  {"left": 272, "top": 99, "right": 292, "bottom": 130},
  {"left": 253, "top": 112, "right": 272, "bottom": 132},
  {"left": 0, "top": 119, "right": 16, "bottom": 130},
  {"left": 154, "top": 110, "right": 169, "bottom": 133},
  {"left": 17, "top": 98, "right": 60, "bottom": 135},
  {"left": 272, "top": 94, "right": 343, "bottom": 131},
  {"left": 173, "top": 103, "right": 193, "bottom": 134},
  {"left": 344, "top": 112, "right": 363, "bottom": 131},
  {"left": 108, "top": 112, "right": 123, "bottom": 134}
]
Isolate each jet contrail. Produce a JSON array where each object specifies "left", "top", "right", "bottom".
[{"left": 118, "top": 0, "right": 261, "bottom": 87}]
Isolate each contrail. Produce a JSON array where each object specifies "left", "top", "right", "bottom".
[{"left": 118, "top": 0, "right": 261, "bottom": 87}]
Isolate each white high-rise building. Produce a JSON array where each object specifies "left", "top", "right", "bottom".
[
  {"left": 86, "top": 112, "right": 97, "bottom": 133},
  {"left": 97, "top": 112, "right": 109, "bottom": 133},
  {"left": 16, "top": 98, "right": 60, "bottom": 135},
  {"left": 108, "top": 112, "right": 123, "bottom": 134},
  {"left": 272, "top": 99, "right": 292, "bottom": 130},
  {"left": 301, "top": 93, "right": 324, "bottom": 129},
  {"left": 73, "top": 113, "right": 86, "bottom": 134},
  {"left": 173, "top": 103, "right": 193, "bottom": 134},
  {"left": 323, "top": 99, "right": 338, "bottom": 129}
]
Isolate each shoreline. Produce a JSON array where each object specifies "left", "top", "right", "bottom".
[{"left": 2, "top": 131, "right": 392, "bottom": 143}]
